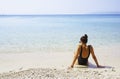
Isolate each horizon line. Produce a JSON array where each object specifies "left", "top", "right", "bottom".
[{"left": 0, "top": 13, "right": 120, "bottom": 16}]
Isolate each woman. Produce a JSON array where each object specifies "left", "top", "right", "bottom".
[{"left": 70, "top": 34, "right": 102, "bottom": 68}]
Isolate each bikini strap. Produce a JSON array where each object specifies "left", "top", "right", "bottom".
[
  {"left": 87, "top": 45, "right": 91, "bottom": 58},
  {"left": 80, "top": 46, "right": 82, "bottom": 57}
]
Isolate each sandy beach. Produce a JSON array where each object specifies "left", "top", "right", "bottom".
[
  {"left": 0, "top": 15, "right": 120, "bottom": 78},
  {"left": 0, "top": 46, "right": 120, "bottom": 79},
  {"left": 0, "top": 67, "right": 120, "bottom": 79}
]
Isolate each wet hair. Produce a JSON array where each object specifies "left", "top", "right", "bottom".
[{"left": 80, "top": 34, "right": 88, "bottom": 44}]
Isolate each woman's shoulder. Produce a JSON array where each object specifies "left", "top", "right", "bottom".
[
  {"left": 88, "top": 45, "right": 94, "bottom": 49},
  {"left": 88, "top": 44, "right": 92, "bottom": 47},
  {"left": 76, "top": 43, "right": 82, "bottom": 49},
  {"left": 78, "top": 43, "right": 82, "bottom": 47}
]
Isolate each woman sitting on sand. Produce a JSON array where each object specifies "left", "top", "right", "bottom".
[{"left": 70, "top": 34, "right": 103, "bottom": 68}]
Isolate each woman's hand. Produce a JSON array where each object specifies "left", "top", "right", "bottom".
[
  {"left": 68, "top": 65, "right": 73, "bottom": 69},
  {"left": 97, "top": 65, "right": 105, "bottom": 68}
]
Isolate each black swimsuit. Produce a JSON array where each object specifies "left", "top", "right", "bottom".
[{"left": 78, "top": 45, "right": 90, "bottom": 65}]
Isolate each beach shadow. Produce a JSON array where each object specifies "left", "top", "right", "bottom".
[
  {"left": 88, "top": 62, "right": 113, "bottom": 69},
  {"left": 88, "top": 62, "right": 96, "bottom": 68},
  {"left": 73, "top": 62, "right": 113, "bottom": 70}
]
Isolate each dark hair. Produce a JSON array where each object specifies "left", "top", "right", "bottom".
[{"left": 80, "top": 34, "right": 88, "bottom": 44}]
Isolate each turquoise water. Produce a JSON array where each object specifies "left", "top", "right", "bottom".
[{"left": 0, "top": 15, "right": 120, "bottom": 53}]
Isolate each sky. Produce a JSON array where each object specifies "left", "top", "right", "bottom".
[{"left": 0, "top": 0, "right": 120, "bottom": 15}]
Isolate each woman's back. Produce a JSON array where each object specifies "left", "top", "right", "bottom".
[
  {"left": 78, "top": 44, "right": 90, "bottom": 65},
  {"left": 80, "top": 45, "right": 90, "bottom": 58}
]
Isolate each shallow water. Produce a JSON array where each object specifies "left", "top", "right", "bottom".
[{"left": 0, "top": 15, "right": 120, "bottom": 53}]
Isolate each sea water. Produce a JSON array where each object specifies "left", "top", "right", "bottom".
[{"left": 0, "top": 14, "right": 120, "bottom": 53}]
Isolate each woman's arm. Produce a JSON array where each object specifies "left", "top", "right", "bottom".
[
  {"left": 70, "top": 45, "right": 81, "bottom": 68},
  {"left": 90, "top": 45, "right": 100, "bottom": 67}
]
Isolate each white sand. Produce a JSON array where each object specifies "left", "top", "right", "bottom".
[
  {"left": 0, "top": 45, "right": 120, "bottom": 79},
  {"left": 0, "top": 52, "right": 73, "bottom": 73},
  {"left": 0, "top": 67, "right": 120, "bottom": 79}
]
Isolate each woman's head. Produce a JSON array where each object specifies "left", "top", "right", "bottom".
[{"left": 80, "top": 34, "right": 88, "bottom": 44}]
